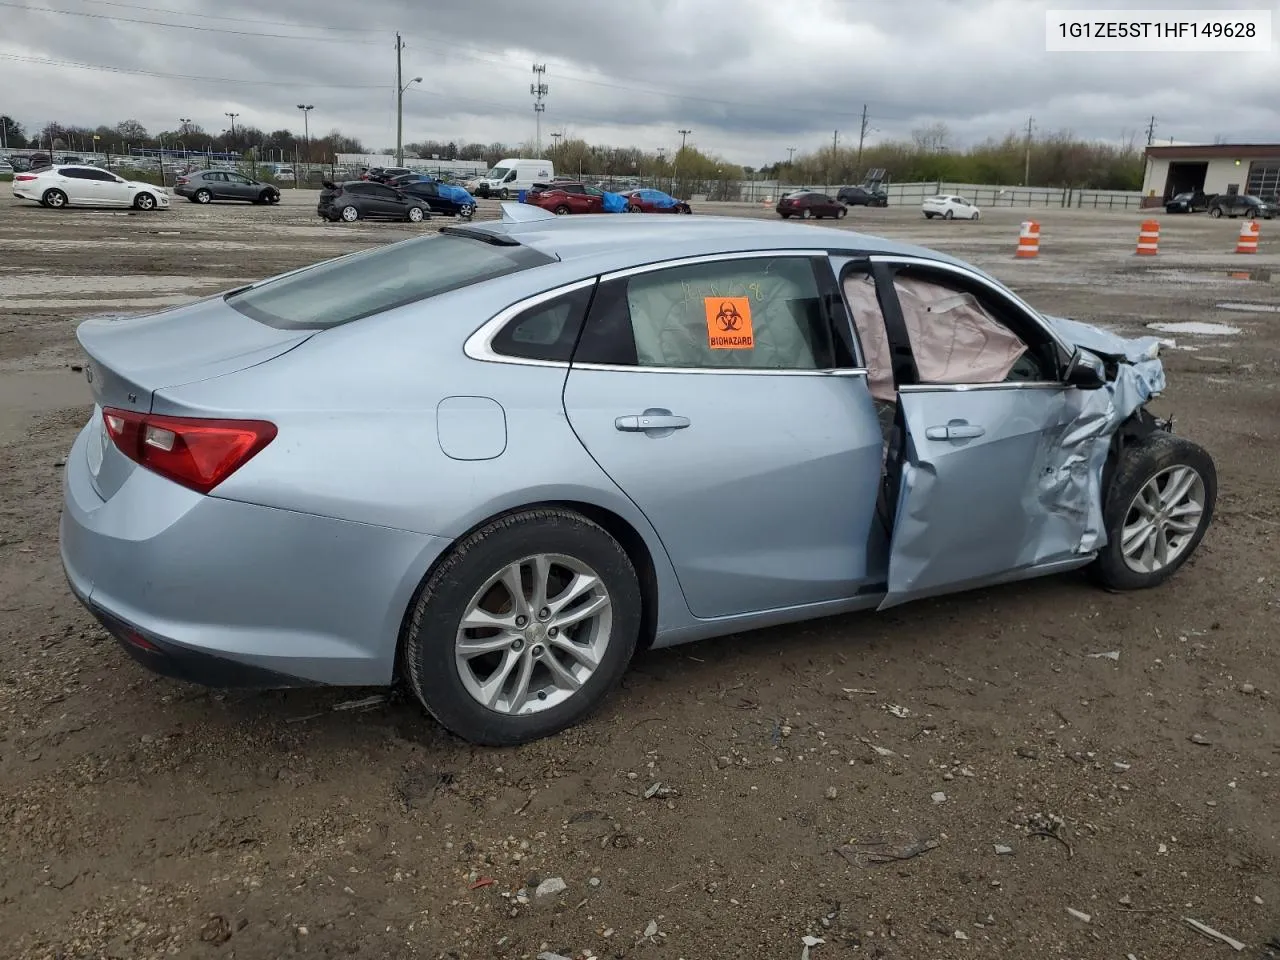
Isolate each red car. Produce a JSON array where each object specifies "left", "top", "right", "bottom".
[
  {"left": 525, "top": 181, "right": 609, "bottom": 214},
  {"left": 621, "top": 188, "right": 692, "bottom": 214},
  {"left": 776, "top": 190, "right": 847, "bottom": 220}
]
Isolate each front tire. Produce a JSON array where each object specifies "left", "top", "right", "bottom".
[
  {"left": 406, "top": 205, "right": 425, "bottom": 223},
  {"left": 402, "top": 509, "right": 642, "bottom": 746},
  {"left": 499, "top": 188, "right": 510, "bottom": 200},
  {"left": 133, "top": 192, "right": 156, "bottom": 211},
  {"left": 554, "top": 205, "right": 570, "bottom": 215},
  {"left": 1089, "top": 433, "right": 1216, "bottom": 591},
  {"left": 42, "top": 189, "right": 68, "bottom": 209},
  {"left": 1209, "top": 206, "right": 1223, "bottom": 218},
  {"left": 837, "top": 206, "right": 848, "bottom": 218}
]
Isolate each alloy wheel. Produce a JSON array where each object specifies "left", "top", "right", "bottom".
[
  {"left": 454, "top": 554, "right": 613, "bottom": 716},
  {"left": 1120, "top": 465, "right": 1206, "bottom": 574}
]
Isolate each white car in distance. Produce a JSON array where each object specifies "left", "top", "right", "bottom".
[
  {"left": 11, "top": 164, "right": 170, "bottom": 211},
  {"left": 922, "top": 194, "right": 981, "bottom": 220}
]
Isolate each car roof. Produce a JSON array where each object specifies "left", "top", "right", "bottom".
[{"left": 452, "top": 214, "right": 973, "bottom": 278}]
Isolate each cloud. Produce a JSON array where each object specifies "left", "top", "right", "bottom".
[{"left": 2, "top": 0, "right": 1277, "bottom": 164}]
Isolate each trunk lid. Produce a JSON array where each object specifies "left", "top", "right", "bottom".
[{"left": 76, "top": 295, "right": 313, "bottom": 500}]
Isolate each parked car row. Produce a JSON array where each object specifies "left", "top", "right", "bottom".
[
  {"left": 316, "top": 178, "right": 477, "bottom": 222},
  {"left": 523, "top": 181, "right": 692, "bottom": 216},
  {"left": 1165, "top": 190, "right": 1274, "bottom": 219}
]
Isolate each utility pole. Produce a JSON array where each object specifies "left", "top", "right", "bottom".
[
  {"left": 1023, "top": 115, "right": 1034, "bottom": 186},
  {"left": 830, "top": 130, "right": 839, "bottom": 186},
  {"left": 856, "top": 104, "right": 869, "bottom": 173},
  {"left": 678, "top": 128, "right": 691, "bottom": 153},
  {"left": 531, "top": 64, "right": 548, "bottom": 156},
  {"left": 394, "top": 34, "right": 421, "bottom": 167},
  {"left": 1145, "top": 115, "right": 1157, "bottom": 146},
  {"left": 786, "top": 146, "right": 795, "bottom": 164}
]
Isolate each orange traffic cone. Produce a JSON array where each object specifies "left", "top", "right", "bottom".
[
  {"left": 1015, "top": 220, "right": 1040, "bottom": 258},
  {"left": 1236, "top": 220, "right": 1260, "bottom": 254},
  {"left": 1136, "top": 219, "right": 1159, "bottom": 255}
]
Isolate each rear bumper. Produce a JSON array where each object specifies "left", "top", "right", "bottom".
[{"left": 60, "top": 419, "right": 452, "bottom": 688}]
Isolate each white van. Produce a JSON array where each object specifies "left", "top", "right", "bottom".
[{"left": 468, "top": 158, "right": 554, "bottom": 198}]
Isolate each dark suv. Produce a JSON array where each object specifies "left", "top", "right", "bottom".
[
  {"left": 317, "top": 180, "right": 430, "bottom": 223},
  {"left": 1207, "top": 193, "right": 1274, "bottom": 219},
  {"left": 836, "top": 185, "right": 889, "bottom": 207}
]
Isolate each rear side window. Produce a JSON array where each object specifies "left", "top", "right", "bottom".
[
  {"left": 491, "top": 285, "right": 594, "bottom": 362},
  {"left": 226, "top": 234, "right": 556, "bottom": 330}
]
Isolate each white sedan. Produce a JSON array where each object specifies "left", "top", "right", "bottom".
[
  {"left": 12, "top": 164, "right": 169, "bottom": 211},
  {"left": 922, "top": 195, "right": 980, "bottom": 220}
]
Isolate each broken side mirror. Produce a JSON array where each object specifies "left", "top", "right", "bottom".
[{"left": 1064, "top": 347, "right": 1106, "bottom": 389}]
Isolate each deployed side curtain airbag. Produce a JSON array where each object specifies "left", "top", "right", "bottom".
[{"left": 893, "top": 276, "right": 1028, "bottom": 385}]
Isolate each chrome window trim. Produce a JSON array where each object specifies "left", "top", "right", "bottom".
[
  {"left": 463, "top": 278, "right": 598, "bottom": 368},
  {"left": 899, "top": 381, "right": 1065, "bottom": 394},
  {"left": 599, "top": 248, "right": 821, "bottom": 282},
  {"left": 573, "top": 363, "right": 868, "bottom": 378},
  {"left": 868, "top": 254, "right": 1075, "bottom": 358},
  {"left": 465, "top": 249, "right": 861, "bottom": 375}
]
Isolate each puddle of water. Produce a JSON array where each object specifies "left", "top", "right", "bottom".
[
  {"left": 0, "top": 369, "right": 91, "bottom": 443},
  {"left": 1148, "top": 321, "right": 1241, "bottom": 335},
  {"left": 1216, "top": 301, "right": 1280, "bottom": 313}
]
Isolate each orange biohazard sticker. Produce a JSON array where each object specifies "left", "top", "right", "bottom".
[{"left": 704, "top": 297, "right": 754, "bottom": 349}]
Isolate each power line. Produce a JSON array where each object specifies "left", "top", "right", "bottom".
[
  {"left": 0, "top": 52, "right": 392, "bottom": 88},
  {"left": 1, "top": 2, "right": 384, "bottom": 44},
  {"left": 73, "top": 0, "right": 383, "bottom": 32}
]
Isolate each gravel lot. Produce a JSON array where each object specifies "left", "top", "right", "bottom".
[{"left": 1, "top": 190, "right": 1277, "bottom": 960}]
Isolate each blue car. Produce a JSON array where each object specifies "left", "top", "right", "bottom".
[{"left": 61, "top": 203, "right": 1216, "bottom": 746}]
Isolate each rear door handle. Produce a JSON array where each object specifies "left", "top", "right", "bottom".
[
  {"left": 615, "top": 413, "right": 690, "bottom": 432},
  {"left": 925, "top": 423, "right": 986, "bottom": 440}
]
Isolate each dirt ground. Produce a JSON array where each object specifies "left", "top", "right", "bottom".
[{"left": 1, "top": 191, "right": 1277, "bottom": 960}]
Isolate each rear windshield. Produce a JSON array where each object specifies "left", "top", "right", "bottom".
[{"left": 226, "top": 233, "right": 555, "bottom": 330}]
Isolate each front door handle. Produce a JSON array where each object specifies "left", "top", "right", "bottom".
[
  {"left": 615, "top": 412, "right": 690, "bottom": 432},
  {"left": 925, "top": 422, "right": 986, "bottom": 441}
]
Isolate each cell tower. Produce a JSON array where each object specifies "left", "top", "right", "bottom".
[{"left": 531, "top": 63, "right": 548, "bottom": 157}]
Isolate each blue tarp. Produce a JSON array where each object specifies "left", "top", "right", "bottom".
[
  {"left": 641, "top": 189, "right": 680, "bottom": 209},
  {"left": 601, "top": 190, "right": 628, "bottom": 213},
  {"left": 439, "top": 183, "right": 475, "bottom": 206}
]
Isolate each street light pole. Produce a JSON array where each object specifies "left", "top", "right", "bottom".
[
  {"left": 296, "top": 104, "right": 313, "bottom": 164},
  {"left": 394, "top": 33, "right": 421, "bottom": 167}
]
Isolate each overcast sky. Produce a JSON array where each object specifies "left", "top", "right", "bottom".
[{"left": 2, "top": 0, "right": 1278, "bottom": 164}]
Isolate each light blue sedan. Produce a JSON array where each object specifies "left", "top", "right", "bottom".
[{"left": 60, "top": 205, "right": 1217, "bottom": 745}]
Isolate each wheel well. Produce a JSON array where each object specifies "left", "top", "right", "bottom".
[{"left": 391, "top": 500, "right": 661, "bottom": 686}]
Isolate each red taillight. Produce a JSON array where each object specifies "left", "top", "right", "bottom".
[
  {"left": 175, "top": 176, "right": 189, "bottom": 185},
  {"left": 15, "top": 174, "right": 37, "bottom": 181},
  {"left": 102, "top": 407, "right": 277, "bottom": 495}
]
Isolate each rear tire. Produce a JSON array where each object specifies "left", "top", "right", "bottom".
[
  {"left": 340, "top": 205, "right": 360, "bottom": 222},
  {"left": 402, "top": 508, "right": 642, "bottom": 746},
  {"left": 193, "top": 189, "right": 212, "bottom": 204},
  {"left": 923, "top": 212, "right": 934, "bottom": 219},
  {"left": 801, "top": 208, "right": 813, "bottom": 219},
  {"left": 1088, "top": 433, "right": 1216, "bottom": 591},
  {"left": 42, "top": 189, "right": 67, "bottom": 209},
  {"left": 943, "top": 209, "right": 954, "bottom": 220}
]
